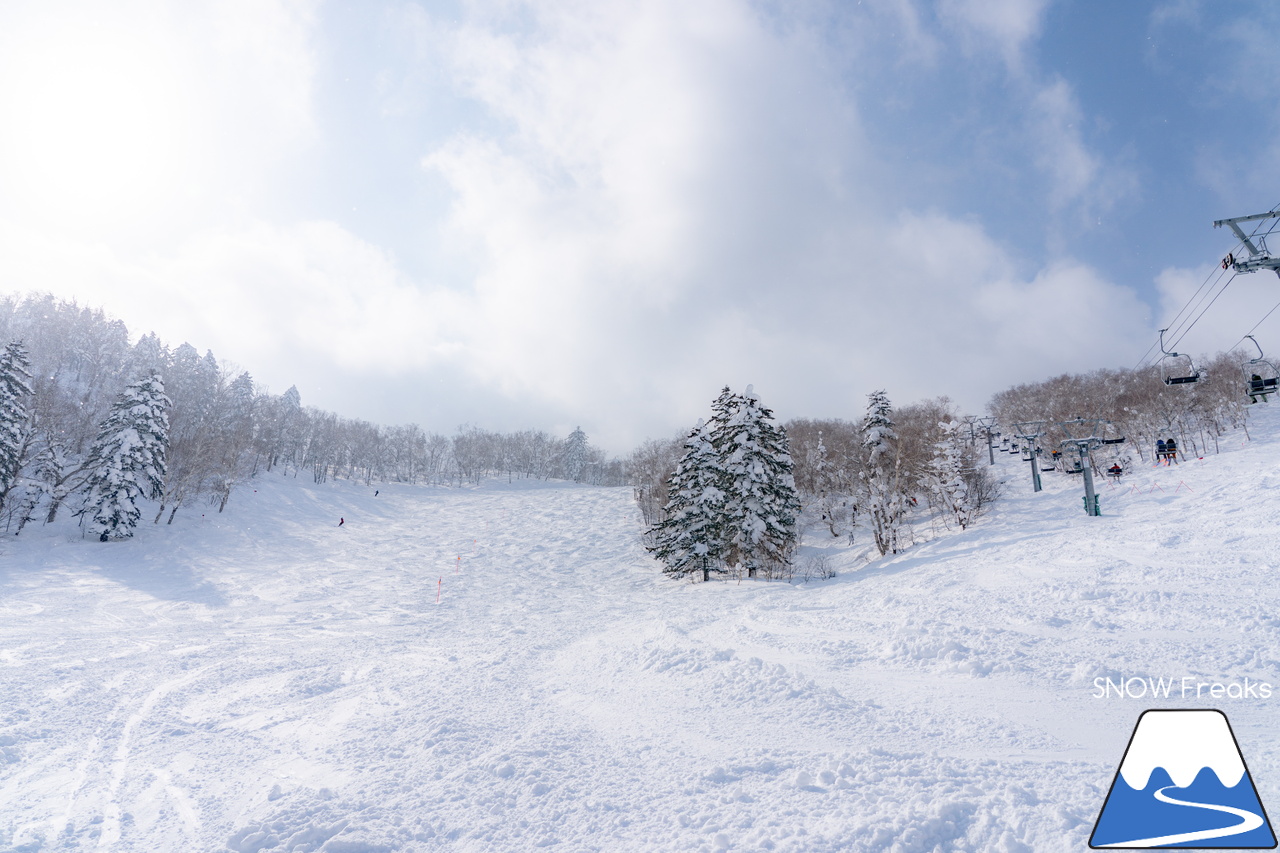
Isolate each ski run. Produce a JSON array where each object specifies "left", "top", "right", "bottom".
[{"left": 3, "top": 404, "right": 1280, "bottom": 852}]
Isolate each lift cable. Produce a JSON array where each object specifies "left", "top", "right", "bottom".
[
  {"left": 1167, "top": 271, "right": 1237, "bottom": 353},
  {"left": 1225, "top": 296, "right": 1280, "bottom": 355},
  {"left": 1141, "top": 203, "right": 1280, "bottom": 369}
]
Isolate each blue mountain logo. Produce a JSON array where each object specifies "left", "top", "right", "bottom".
[{"left": 1091, "top": 709, "right": 1276, "bottom": 848}]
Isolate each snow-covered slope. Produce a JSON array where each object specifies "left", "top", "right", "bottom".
[{"left": 3, "top": 406, "right": 1280, "bottom": 852}]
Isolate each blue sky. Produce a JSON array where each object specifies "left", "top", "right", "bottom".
[{"left": 0, "top": 0, "right": 1277, "bottom": 451}]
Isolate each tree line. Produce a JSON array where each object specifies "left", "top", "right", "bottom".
[
  {"left": 3, "top": 292, "right": 1258, "bottom": 557},
  {"left": 637, "top": 350, "right": 1265, "bottom": 581},
  {"left": 0, "top": 294, "right": 622, "bottom": 539},
  {"left": 638, "top": 386, "right": 1000, "bottom": 581},
  {"left": 988, "top": 351, "right": 1253, "bottom": 470}
]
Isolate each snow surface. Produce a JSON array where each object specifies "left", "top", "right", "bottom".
[
  {"left": 1117, "top": 710, "right": 1245, "bottom": 790},
  {"left": 3, "top": 406, "right": 1280, "bottom": 851}
]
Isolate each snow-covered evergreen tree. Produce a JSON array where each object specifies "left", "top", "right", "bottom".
[
  {"left": 34, "top": 439, "right": 76, "bottom": 525},
  {"left": 710, "top": 385, "right": 800, "bottom": 578},
  {"left": 562, "top": 426, "right": 589, "bottom": 483},
  {"left": 810, "top": 430, "right": 850, "bottom": 537},
  {"left": 83, "top": 373, "right": 170, "bottom": 541},
  {"left": 861, "top": 390, "right": 906, "bottom": 556},
  {"left": 0, "top": 341, "right": 34, "bottom": 513},
  {"left": 648, "top": 420, "right": 726, "bottom": 581},
  {"left": 929, "top": 419, "right": 977, "bottom": 530}
]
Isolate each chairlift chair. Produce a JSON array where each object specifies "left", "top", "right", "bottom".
[
  {"left": 1241, "top": 335, "right": 1280, "bottom": 400},
  {"left": 1038, "top": 445, "right": 1057, "bottom": 470},
  {"left": 1157, "top": 328, "right": 1202, "bottom": 385}
]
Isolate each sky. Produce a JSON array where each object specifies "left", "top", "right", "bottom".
[{"left": 0, "top": 0, "right": 1278, "bottom": 453}]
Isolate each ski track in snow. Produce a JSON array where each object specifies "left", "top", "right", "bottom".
[{"left": 2, "top": 409, "right": 1280, "bottom": 850}]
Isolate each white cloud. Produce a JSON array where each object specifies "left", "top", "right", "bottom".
[
  {"left": 0, "top": 0, "right": 1167, "bottom": 450},
  {"left": 0, "top": 0, "right": 320, "bottom": 240},
  {"left": 0, "top": 218, "right": 460, "bottom": 395},
  {"left": 403, "top": 0, "right": 1154, "bottom": 441},
  {"left": 1028, "top": 80, "right": 1098, "bottom": 207},
  {"left": 936, "top": 0, "right": 1051, "bottom": 71}
]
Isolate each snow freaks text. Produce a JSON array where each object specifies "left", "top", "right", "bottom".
[{"left": 1092, "top": 677, "right": 1274, "bottom": 700}]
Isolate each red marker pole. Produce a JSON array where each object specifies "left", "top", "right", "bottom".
[{"left": 437, "top": 578, "right": 442, "bottom": 604}]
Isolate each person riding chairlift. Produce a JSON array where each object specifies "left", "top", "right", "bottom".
[
  {"left": 1251, "top": 374, "right": 1269, "bottom": 404},
  {"left": 1107, "top": 463, "right": 1122, "bottom": 480}
]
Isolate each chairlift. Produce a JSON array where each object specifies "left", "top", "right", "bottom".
[
  {"left": 1158, "top": 328, "right": 1202, "bottom": 385},
  {"left": 1241, "top": 335, "right": 1280, "bottom": 401}
]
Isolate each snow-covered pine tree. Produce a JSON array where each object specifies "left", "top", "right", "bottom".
[
  {"left": 708, "top": 385, "right": 740, "bottom": 436},
  {"left": 711, "top": 385, "right": 800, "bottom": 578},
  {"left": 861, "top": 389, "right": 906, "bottom": 556},
  {"left": 928, "top": 419, "right": 977, "bottom": 530},
  {"left": 648, "top": 419, "right": 727, "bottom": 581},
  {"left": 10, "top": 478, "right": 44, "bottom": 535},
  {"left": 35, "top": 439, "right": 76, "bottom": 525},
  {"left": 562, "top": 426, "right": 589, "bottom": 483},
  {"left": 83, "top": 372, "right": 170, "bottom": 541},
  {"left": 810, "top": 430, "right": 848, "bottom": 538},
  {"left": 0, "top": 341, "right": 34, "bottom": 514}
]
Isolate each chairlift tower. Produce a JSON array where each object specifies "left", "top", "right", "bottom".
[
  {"left": 1215, "top": 210, "right": 1280, "bottom": 278},
  {"left": 975, "top": 416, "right": 997, "bottom": 465},
  {"left": 1012, "top": 421, "right": 1049, "bottom": 493},
  {"left": 1056, "top": 418, "right": 1109, "bottom": 516}
]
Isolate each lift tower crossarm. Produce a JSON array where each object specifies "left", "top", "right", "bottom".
[
  {"left": 1012, "top": 420, "right": 1048, "bottom": 493},
  {"left": 1054, "top": 418, "right": 1110, "bottom": 516},
  {"left": 1214, "top": 211, "right": 1280, "bottom": 276},
  {"left": 974, "top": 416, "right": 997, "bottom": 465}
]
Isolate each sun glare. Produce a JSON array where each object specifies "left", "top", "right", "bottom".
[{"left": 0, "top": 18, "right": 197, "bottom": 231}]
